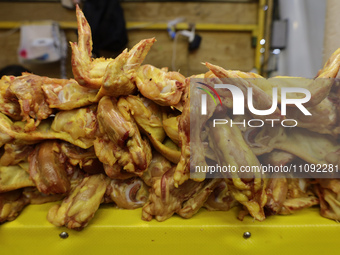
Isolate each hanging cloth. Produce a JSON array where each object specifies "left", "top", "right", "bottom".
[{"left": 83, "top": 0, "right": 128, "bottom": 56}]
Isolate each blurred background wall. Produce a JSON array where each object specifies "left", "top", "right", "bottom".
[
  {"left": 0, "top": 0, "right": 331, "bottom": 78},
  {"left": 275, "top": 0, "right": 326, "bottom": 78}
]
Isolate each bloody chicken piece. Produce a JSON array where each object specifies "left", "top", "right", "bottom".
[
  {"left": 96, "top": 96, "right": 152, "bottom": 175},
  {"left": 279, "top": 179, "right": 319, "bottom": 215},
  {"left": 0, "top": 143, "right": 34, "bottom": 166},
  {"left": 173, "top": 84, "right": 191, "bottom": 186},
  {"left": 8, "top": 74, "right": 54, "bottom": 131},
  {"left": 42, "top": 78, "right": 98, "bottom": 110},
  {"left": 105, "top": 177, "right": 149, "bottom": 209},
  {"left": 103, "top": 163, "right": 135, "bottom": 180},
  {"left": 0, "top": 189, "right": 30, "bottom": 223},
  {"left": 22, "top": 187, "right": 65, "bottom": 204},
  {"left": 93, "top": 137, "right": 118, "bottom": 167},
  {"left": 260, "top": 150, "right": 296, "bottom": 167},
  {"left": 135, "top": 64, "right": 185, "bottom": 106},
  {"left": 51, "top": 105, "right": 98, "bottom": 147},
  {"left": 0, "top": 75, "right": 21, "bottom": 120},
  {"left": 174, "top": 76, "right": 218, "bottom": 186},
  {"left": 162, "top": 113, "right": 180, "bottom": 145},
  {"left": 0, "top": 113, "right": 16, "bottom": 147},
  {"left": 141, "top": 151, "right": 172, "bottom": 186},
  {"left": 142, "top": 167, "right": 219, "bottom": 221},
  {"left": 314, "top": 179, "right": 340, "bottom": 221},
  {"left": 125, "top": 95, "right": 166, "bottom": 143},
  {"left": 124, "top": 95, "right": 181, "bottom": 164},
  {"left": 285, "top": 97, "right": 338, "bottom": 136},
  {"left": 208, "top": 119, "right": 267, "bottom": 221},
  {"left": 28, "top": 140, "right": 70, "bottom": 194},
  {"left": 95, "top": 38, "right": 155, "bottom": 98},
  {"left": 265, "top": 177, "right": 288, "bottom": 215},
  {"left": 177, "top": 178, "right": 221, "bottom": 218},
  {"left": 60, "top": 142, "right": 105, "bottom": 175},
  {"left": 204, "top": 180, "right": 239, "bottom": 211},
  {"left": 47, "top": 174, "right": 110, "bottom": 230},
  {"left": 71, "top": 5, "right": 155, "bottom": 97},
  {"left": 0, "top": 165, "right": 35, "bottom": 192}
]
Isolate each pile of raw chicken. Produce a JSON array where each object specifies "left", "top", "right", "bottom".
[{"left": 1, "top": 6, "right": 340, "bottom": 230}]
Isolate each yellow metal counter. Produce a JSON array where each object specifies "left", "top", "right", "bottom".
[{"left": 1, "top": 203, "right": 338, "bottom": 255}]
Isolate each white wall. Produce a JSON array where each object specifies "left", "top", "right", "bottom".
[{"left": 275, "top": 0, "right": 326, "bottom": 77}]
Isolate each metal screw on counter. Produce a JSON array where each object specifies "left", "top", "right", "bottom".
[
  {"left": 59, "top": 232, "right": 69, "bottom": 239},
  {"left": 243, "top": 231, "right": 251, "bottom": 239}
]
